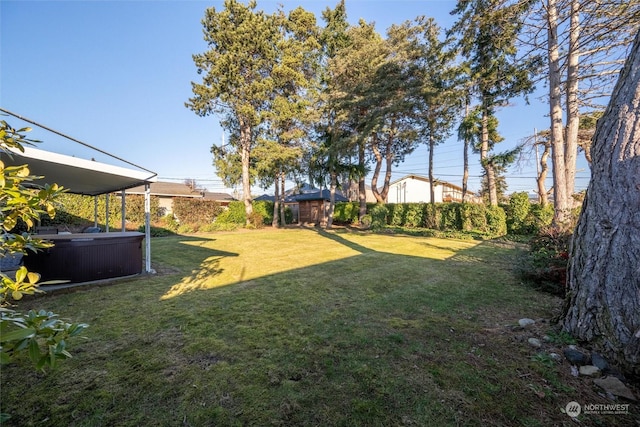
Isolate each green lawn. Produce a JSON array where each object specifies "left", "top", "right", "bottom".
[{"left": 1, "top": 228, "right": 636, "bottom": 426}]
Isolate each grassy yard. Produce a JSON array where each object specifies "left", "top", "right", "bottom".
[{"left": 1, "top": 228, "right": 637, "bottom": 426}]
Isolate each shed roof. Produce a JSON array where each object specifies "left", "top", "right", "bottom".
[
  {"left": 2, "top": 146, "right": 157, "bottom": 196},
  {"left": 295, "top": 189, "right": 349, "bottom": 202}
]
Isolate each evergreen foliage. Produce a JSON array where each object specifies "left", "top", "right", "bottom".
[{"left": 172, "top": 198, "right": 223, "bottom": 226}]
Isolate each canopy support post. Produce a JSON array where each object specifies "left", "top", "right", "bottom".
[
  {"left": 94, "top": 196, "right": 98, "bottom": 228},
  {"left": 121, "top": 190, "right": 126, "bottom": 232},
  {"left": 144, "top": 183, "right": 152, "bottom": 273},
  {"left": 105, "top": 193, "right": 110, "bottom": 232}
]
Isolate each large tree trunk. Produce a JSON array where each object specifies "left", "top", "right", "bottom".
[
  {"left": 536, "top": 138, "right": 550, "bottom": 207},
  {"left": 358, "top": 140, "right": 367, "bottom": 222},
  {"left": 240, "top": 119, "right": 253, "bottom": 225},
  {"left": 370, "top": 135, "right": 385, "bottom": 204},
  {"left": 279, "top": 172, "right": 286, "bottom": 227},
  {"left": 561, "top": 29, "right": 640, "bottom": 375},
  {"left": 563, "top": 0, "right": 580, "bottom": 204},
  {"left": 462, "top": 99, "right": 470, "bottom": 202},
  {"left": 370, "top": 134, "right": 393, "bottom": 204},
  {"left": 428, "top": 133, "right": 436, "bottom": 204},
  {"left": 272, "top": 169, "right": 280, "bottom": 228},
  {"left": 480, "top": 107, "right": 498, "bottom": 206},
  {"left": 326, "top": 169, "right": 337, "bottom": 229},
  {"left": 547, "top": 0, "right": 570, "bottom": 227}
]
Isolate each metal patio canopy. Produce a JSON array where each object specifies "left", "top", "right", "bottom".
[
  {"left": 4, "top": 146, "right": 157, "bottom": 196},
  {"left": 1, "top": 145, "right": 158, "bottom": 275}
]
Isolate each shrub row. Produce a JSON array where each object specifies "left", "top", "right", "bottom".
[
  {"left": 215, "top": 200, "right": 293, "bottom": 228},
  {"left": 42, "top": 193, "right": 162, "bottom": 230},
  {"left": 333, "top": 201, "right": 508, "bottom": 235},
  {"left": 47, "top": 193, "right": 552, "bottom": 237},
  {"left": 334, "top": 195, "right": 553, "bottom": 237},
  {"left": 383, "top": 202, "right": 508, "bottom": 235},
  {"left": 172, "top": 198, "right": 224, "bottom": 225},
  {"left": 43, "top": 195, "right": 296, "bottom": 234},
  {"left": 504, "top": 192, "right": 554, "bottom": 235}
]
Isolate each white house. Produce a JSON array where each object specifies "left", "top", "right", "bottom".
[{"left": 387, "top": 174, "right": 470, "bottom": 204}]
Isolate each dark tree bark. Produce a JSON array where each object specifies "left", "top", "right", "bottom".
[
  {"left": 272, "top": 170, "right": 280, "bottom": 228},
  {"left": 358, "top": 142, "right": 367, "bottom": 222},
  {"left": 561, "top": 29, "right": 640, "bottom": 375}
]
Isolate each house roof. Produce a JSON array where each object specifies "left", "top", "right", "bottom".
[
  {"left": 254, "top": 194, "right": 275, "bottom": 202},
  {"left": 295, "top": 189, "right": 349, "bottom": 202},
  {"left": 125, "top": 181, "right": 203, "bottom": 198},
  {"left": 124, "top": 182, "right": 235, "bottom": 202},
  {"left": 2, "top": 146, "right": 157, "bottom": 196},
  {"left": 389, "top": 174, "right": 464, "bottom": 192},
  {"left": 203, "top": 191, "right": 235, "bottom": 202},
  {"left": 254, "top": 194, "right": 299, "bottom": 203}
]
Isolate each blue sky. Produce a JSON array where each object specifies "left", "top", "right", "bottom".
[{"left": 1, "top": 0, "right": 590, "bottom": 196}]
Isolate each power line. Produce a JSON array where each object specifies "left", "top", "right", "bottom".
[{"left": 0, "top": 107, "right": 157, "bottom": 177}]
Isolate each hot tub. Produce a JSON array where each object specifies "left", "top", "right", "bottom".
[{"left": 23, "top": 232, "right": 145, "bottom": 283}]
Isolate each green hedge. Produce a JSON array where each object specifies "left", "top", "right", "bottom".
[
  {"left": 214, "top": 200, "right": 293, "bottom": 227},
  {"left": 372, "top": 202, "right": 508, "bottom": 236},
  {"left": 504, "top": 192, "right": 554, "bottom": 235},
  {"left": 42, "top": 193, "right": 161, "bottom": 229},
  {"left": 332, "top": 202, "right": 359, "bottom": 223},
  {"left": 172, "top": 198, "right": 223, "bottom": 225}
]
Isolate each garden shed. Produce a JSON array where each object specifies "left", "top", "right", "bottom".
[{"left": 296, "top": 189, "right": 348, "bottom": 225}]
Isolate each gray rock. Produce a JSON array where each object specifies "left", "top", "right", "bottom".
[
  {"left": 549, "top": 352, "right": 562, "bottom": 361},
  {"left": 528, "top": 338, "right": 542, "bottom": 348},
  {"left": 570, "top": 365, "right": 579, "bottom": 377},
  {"left": 590, "top": 352, "right": 608, "bottom": 371},
  {"left": 564, "top": 348, "right": 588, "bottom": 366},
  {"left": 579, "top": 365, "right": 600, "bottom": 377},
  {"left": 593, "top": 376, "right": 637, "bottom": 401},
  {"left": 518, "top": 318, "right": 536, "bottom": 328}
]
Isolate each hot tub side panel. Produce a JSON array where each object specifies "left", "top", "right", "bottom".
[{"left": 24, "top": 234, "right": 144, "bottom": 283}]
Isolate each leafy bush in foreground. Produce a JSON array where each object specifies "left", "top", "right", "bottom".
[
  {"left": 518, "top": 226, "right": 572, "bottom": 296},
  {"left": 0, "top": 121, "right": 88, "bottom": 424}
]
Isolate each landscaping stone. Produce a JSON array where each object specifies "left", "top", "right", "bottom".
[
  {"left": 548, "top": 352, "right": 561, "bottom": 362},
  {"left": 579, "top": 365, "right": 600, "bottom": 377},
  {"left": 593, "top": 376, "right": 637, "bottom": 401},
  {"left": 564, "top": 348, "right": 589, "bottom": 365},
  {"left": 518, "top": 318, "right": 535, "bottom": 328},
  {"left": 570, "top": 365, "right": 579, "bottom": 377},
  {"left": 590, "top": 352, "right": 608, "bottom": 371},
  {"left": 528, "top": 338, "right": 542, "bottom": 348}
]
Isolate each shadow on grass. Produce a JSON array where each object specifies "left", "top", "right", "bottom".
[
  {"left": 303, "top": 225, "right": 375, "bottom": 254},
  {"left": 158, "top": 229, "right": 516, "bottom": 310},
  {"left": 2, "top": 230, "right": 582, "bottom": 427},
  {"left": 155, "top": 235, "right": 239, "bottom": 300}
]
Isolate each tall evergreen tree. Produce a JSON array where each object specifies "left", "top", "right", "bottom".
[
  {"left": 450, "top": 0, "right": 540, "bottom": 206},
  {"left": 254, "top": 6, "right": 321, "bottom": 227},
  {"left": 404, "top": 17, "right": 460, "bottom": 204},
  {"left": 310, "top": 0, "right": 353, "bottom": 228},
  {"left": 187, "top": 0, "right": 279, "bottom": 225}
]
